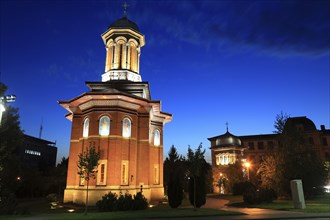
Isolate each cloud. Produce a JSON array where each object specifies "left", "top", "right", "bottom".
[
  {"left": 130, "top": 0, "right": 329, "bottom": 57},
  {"left": 208, "top": 0, "right": 330, "bottom": 56}
]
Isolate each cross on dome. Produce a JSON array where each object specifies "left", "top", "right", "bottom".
[{"left": 123, "top": 1, "right": 129, "bottom": 17}]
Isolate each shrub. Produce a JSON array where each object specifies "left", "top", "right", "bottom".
[
  {"left": 46, "top": 193, "right": 57, "bottom": 202},
  {"left": 243, "top": 186, "right": 258, "bottom": 204},
  {"left": 96, "top": 191, "right": 148, "bottom": 212},
  {"left": 117, "top": 192, "right": 133, "bottom": 211},
  {"left": 132, "top": 192, "right": 148, "bottom": 210},
  {"left": 232, "top": 181, "right": 256, "bottom": 195},
  {"left": 96, "top": 191, "right": 118, "bottom": 212},
  {"left": 259, "top": 188, "right": 277, "bottom": 203},
  {"left": 0, "top": 189, "right": 17, "bottom": 214}
]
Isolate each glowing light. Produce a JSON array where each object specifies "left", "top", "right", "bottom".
[
  {"left": 244, "top": 162, "right": 251, "bottom": 168},
  {"left": 16, "top": 176, "right": 21, "bottom": 181},
  {"left": 67, "top": 209, "right": 75, "bottom": 212}
]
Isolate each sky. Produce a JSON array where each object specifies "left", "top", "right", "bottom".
[{"left": 1, "top": 0, "right": 329, "bottom": 163}]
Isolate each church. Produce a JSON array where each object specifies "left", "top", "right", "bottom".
[{"left": 59, "top": 12, "right": 172, "bottom": 204}]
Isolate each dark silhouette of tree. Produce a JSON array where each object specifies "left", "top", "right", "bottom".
[
  {"left": 77, "top": 142, "right": 100, "bottom": 214},
  {"left": 273, "top": 111, "right": 289, "bottom": 134},
  {"left": 186, "top": 143, "right": 210, "bottom": 209},
  {"left": 164, "top": 145, "right": 185, "bottom": 208},
  {"left": 0, "top": 83, "right": 23, "bottom": 213},
  {"left": 259, "top": 113, "right": 327, "bottom": 197}
]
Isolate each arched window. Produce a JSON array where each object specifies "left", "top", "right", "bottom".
[
  {"left": 122, "top": 118, "right": 131, "bottom": 138},
  {"left": 83, "top": 118, "right": 90, "bottom": 138},
  {"left": 99, "top": 116, "right": 110, "bottom": 136},
  {"left": 153, "top": 129, "right": 160, "bottom": 146}
]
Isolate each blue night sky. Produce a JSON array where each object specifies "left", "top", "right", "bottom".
[{"left": 1, "top": 0, "right": 329, "bottom": 163}]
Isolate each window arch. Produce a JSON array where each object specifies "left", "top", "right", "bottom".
[
  {"left": 153, "top": 129, "right": 160, "bottom": 146},
  {"left": 99, "top": 116, "right": 110, "bottom": 136},
  {"left": 122, "top": 118, "right": 131, "bottom": 138},
  {"left": 83, "top": 118, "right": 90, "bottom": 138}
]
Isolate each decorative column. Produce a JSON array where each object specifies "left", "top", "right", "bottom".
[
  {"left": 112, "top": 43, "right": 117, "bottom": 69},
  {"left": 121, "top": 43, "right": 127, "bottom": 70},
  {"left": 137, "top": 47, "right": 141, "bottom": 73},
  {"left": 126, "top": 43, "right": 131, "bottom": 70}
]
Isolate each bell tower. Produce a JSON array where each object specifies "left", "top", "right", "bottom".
[{"left": 101, "top": 14, "right": 145, "bottom": 82}]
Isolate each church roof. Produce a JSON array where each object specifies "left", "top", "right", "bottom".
[{"left": 108, "top": 16, "right": 140, "bottom": 32}]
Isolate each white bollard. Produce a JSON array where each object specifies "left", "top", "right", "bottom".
[{"left": 290, "top": 179, "right": 305, "bottom": 209}]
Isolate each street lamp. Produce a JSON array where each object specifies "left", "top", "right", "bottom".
[
  {"left": 244, "top": 161, "right": 251, "bottom": 181},
  {"left": 0, "top": 95, "right": 16, "bottom": 125}
]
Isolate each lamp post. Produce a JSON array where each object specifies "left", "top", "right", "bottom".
[
  {"left": 0, "top": 95, "right": 16, "bottom": 125},
  {"left": 244, "top": 162, "right": 251, "bottom": 181}
]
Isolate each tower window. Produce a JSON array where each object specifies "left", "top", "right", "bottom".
[
  {"left": 83, "top": 118, "right": 90, "bottom": 138},
  {"left": 153, "top": 129, "right": 160, "bottom": 146},
  {"left": 122, "top": 118, "right": 131, "bottom": 138},
  {"left": 99, "top": 116, "right": 110, "bottom": 136},
  {"left": 121, "top": 160, "right": 129, "bottom": 185}
]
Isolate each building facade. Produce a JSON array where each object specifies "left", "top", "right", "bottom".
[
  {"left": 20, "top": 134, "right": 57, "bottom": 172},
  {"left": 209, "top": 116, "right": 330, "bottom": 193},
  {"left": 59, "top": 15, "right": 172, "bottom": 204}
]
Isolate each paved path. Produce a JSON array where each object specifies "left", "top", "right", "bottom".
[{"left": 203, "top": 197, "right": 330, "bottom": 219}]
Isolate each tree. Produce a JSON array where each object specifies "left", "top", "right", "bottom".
[
  {"left": 273, "top": 111, "right": 289, "bottom": 134},
  {"left": 77, "top": 142, "right": 100, "bottom": 214},
  {"left": 164, "top": 145, "right": 185, "bottom": 208},
  {"left": 222, "top": 161, "right": 245, "bottom": 193},
  {"left": 186, "top": 143, "right": 210, "bottom": 209},
  {"left": 0, "top": 83, "right": 23, "bottom": 213},
  {"left": 259, "top": 113, "right": 327, "bottom": 197}
]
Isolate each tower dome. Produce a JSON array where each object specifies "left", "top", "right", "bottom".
[
  {"left": 215, "top": 131, "right": 242, "bottom": 147},
  {"left": 108, "top": 16, "right": 140, "bottom": 32}
]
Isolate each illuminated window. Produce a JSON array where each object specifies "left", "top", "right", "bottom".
[
  {"left": 154, "top": 164, "right": 159, "bottom": 184},
  {"left": 121, "top": 160, "right": 129, "bottom": 185},
  {"left": 83, "top": 118, "right": 90, "bottom": 138},
  {"left": 97, "top": 160, "right": 107, "bottom": 185},
  {"left": 216, "top": 153, "right": 236, "bottom": 165},
  {"left": 99, "top": 116, "right": 110, "bottom": 136},
  {"left": 79, "top": 176, "right": 85, "bottom": 186},
  {"left": 24, "top": 149, "right": 41, "bottom": 156},
  {"left": 153, "top": 129, "right": 160, "bottom": 146},
  {"left": 122, "top": 118, "right": 131, "bottom": 138}
]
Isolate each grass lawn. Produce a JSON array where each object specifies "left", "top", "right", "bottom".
[
  {"left": 0, "top": 198, "right": 241, "bottom": 220},
  {"left": 219, "top": 194, "right": 330, "bottom": 213}
]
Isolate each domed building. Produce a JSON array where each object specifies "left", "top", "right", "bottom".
[
  {"left": 208, "top": 127, "right": 247, "bottom": 193},
  {"left": 209, "top": 117, "right": 330, "bottom": 193},
  {"left": 59, "top": 13, "right": 172, "bottom": 204}
]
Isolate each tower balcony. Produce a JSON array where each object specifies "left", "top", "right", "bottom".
[{"left": 102, "top": 70, "right": 142, "bottom": 82}]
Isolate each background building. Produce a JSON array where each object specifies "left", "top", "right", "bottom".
[
  {"left": 20, "top": 134, "right": 57, "bottom": 172},
  {"left": 209, "top": 116, "right": 330, "bottom": 193},
  {"left": 59, "top": 14, "right": 172, "bottom": 205}
]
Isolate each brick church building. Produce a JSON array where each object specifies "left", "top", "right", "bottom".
[{"left": 59, "top": 14, "right": 172, "bottom": 204}]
